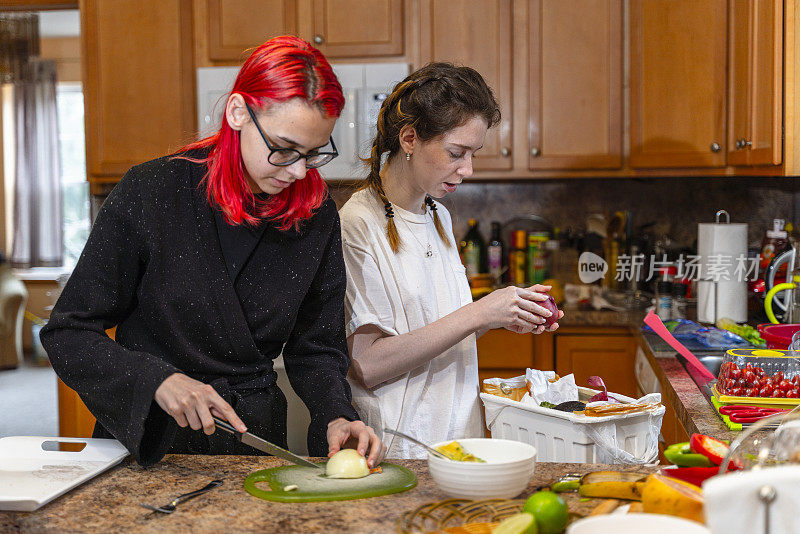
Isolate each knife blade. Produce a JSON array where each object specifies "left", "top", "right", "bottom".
[{"left": 213, "top": 417, "right": 323, "bottom": 470}]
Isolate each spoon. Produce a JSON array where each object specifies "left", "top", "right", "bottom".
[{"left": 383, "top": 428, "right": 451, "bottom": 460}]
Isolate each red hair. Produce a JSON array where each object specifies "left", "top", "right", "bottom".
[{"left": 178, "top": 35, "right": 344, "bottom": 230}]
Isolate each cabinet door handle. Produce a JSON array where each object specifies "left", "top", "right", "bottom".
[
  {"left": 743, "top": 139, "right": 752, "bottom": 148},
  {"left": 710, "top": 142, "right": 721, "bottom": 153},
  {"left": 530, "top": 147, "right": 540, "bottom": 157},
  {"left": 735, "top": 138, "right": 743, "bottom": 149},
  {"left": 313, "top": 35, "right": 324, "bottom": 45},
  {"left": 500, "top": 147, "right": 510, "bottom": 157}
]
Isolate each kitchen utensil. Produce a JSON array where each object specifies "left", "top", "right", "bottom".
[
  {"left": 764, "top": 243, "right": 798, "bottom": 315},
  {"left": 765, "top": 274, "right": 800, "bottom": 324},
  {"left": 705, "top": 466, "right": 800, "bottom": 534},
  {"left": 705, "top": 410, "right": 800, "bottom": 533},
  {"left": 212, "top": 417, "right": 322, "bottom": 470},
  {"left": 759, "top": 485, "right": 776, "bottom": 534},
  {"left": 718, "top": 405, "right": 788, "bottom": 423},
  {"left": 709, "top": 393, "right": 783, "bottom": 430},
  {"left": 566, "top": 513, "right": 711, "bottom": 534},
  {"left": 397, "top": 498, "right": 526, "bottom": 533},
  {"left": 0, "top": 436, "right": 129, "bottom": 512},
  {"left": 243, "top": 463, "right": 417, "bottom": 503},
  {"left": 138, "top": 480, "right": 222, "bottom": 514},
  {"left": 383, "top": 428, "right": 451, "bottom": 460},
  {"left": 427, "top": 438, "right": 537, "bottom": 499},
  {"left": 644, "top": 311, "right": 716, "bottom": 382}
]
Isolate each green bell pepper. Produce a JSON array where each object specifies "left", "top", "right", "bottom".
[{"left": 664, "top": 442, "right": 715, "bottom": 467}]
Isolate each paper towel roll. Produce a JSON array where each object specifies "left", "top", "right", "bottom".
[{"left": 697, "top": 222, "right": 748, "bottom": 323}]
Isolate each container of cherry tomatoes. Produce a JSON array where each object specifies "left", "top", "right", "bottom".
[{"left": 714, "top": 348, "right": 800, "bottom": 405}]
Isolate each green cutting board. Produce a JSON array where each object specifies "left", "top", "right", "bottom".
[{"left": 244, "top": 462, "right": 417, "bottom": 503}]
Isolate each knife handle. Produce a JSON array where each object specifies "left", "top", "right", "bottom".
[{"left": 213, "top": 417, "right": 240, "bottom": 438}]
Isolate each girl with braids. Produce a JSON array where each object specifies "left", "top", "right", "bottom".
[
  {"left": 41, "top": 36, "right": 385, "bottom": 467},
  {"left": 339, "top": 63, "right": 563, "bottom": 458}
]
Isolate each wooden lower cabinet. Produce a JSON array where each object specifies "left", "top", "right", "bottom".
[
  {"left": 476, "top": 326, "right": 637, "bottom": 398},
  {"left": 57, "top": 379, "right": 96, "bottom": 438},
  {"left": 657, "top": 398, "right": 690, "bottom": 464},
  {"left": 56, "top": 328, "right": 116, "bottom": 438},
  {"left": 476, "top": 328, "right": 554, "bottom": 383},
  {"left": 554, "top": 327, "right": 637, "bottom": 397}
]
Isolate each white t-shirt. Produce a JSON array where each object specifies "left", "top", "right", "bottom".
[{"left": 339, "top": 189, "right": 483, "bottom": 459}]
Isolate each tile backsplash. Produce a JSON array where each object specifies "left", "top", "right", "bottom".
[{"left": 329, "top": 176, "right": 799, "bottom": 249}]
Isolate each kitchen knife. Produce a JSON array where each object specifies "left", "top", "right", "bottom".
[{"left": 213, "top": 417, "right": 323, "bottom": 470}]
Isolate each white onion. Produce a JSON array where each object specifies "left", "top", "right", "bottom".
[{"left": 325, "top": 449, "right": 369, "bottom": 479}]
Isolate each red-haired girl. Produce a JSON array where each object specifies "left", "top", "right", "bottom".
[{"left": 42, "top": 36, "right": 385, "bottom": 467}]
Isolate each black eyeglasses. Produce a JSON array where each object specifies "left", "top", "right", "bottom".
[{"left": 245, "top": 103, "right": 338, "bottom": 169}]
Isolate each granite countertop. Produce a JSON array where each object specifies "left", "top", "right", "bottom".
[
  {"left": 0, "top": 457, "right": 659, "bottom": 533},
  {"left": 557, "top": 305, "right": 645, "bottom": 327}
]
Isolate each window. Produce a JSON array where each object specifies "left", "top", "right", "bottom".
[{"left": 56, "top": 82, "right": 89, "bottom": 267}]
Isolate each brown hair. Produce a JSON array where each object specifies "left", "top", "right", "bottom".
[{"left": 361, "top": 62, "right": 501, "bottom": 253}]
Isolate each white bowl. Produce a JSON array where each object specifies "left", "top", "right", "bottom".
[
  {"left": 427, "top": 438, "right": 536, "bottom": 499},
  {"left": 566, "top": 513, "right": 710, "bottom": 534}
]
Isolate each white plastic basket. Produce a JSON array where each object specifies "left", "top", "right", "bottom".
[{"left": 480, "top": 386, "right": 665, "bottom": 464}]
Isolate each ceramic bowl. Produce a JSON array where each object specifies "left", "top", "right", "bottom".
[
  {"left": 427, "top": 438, "right": 536, "bottom": 499},
  {"left": 566, "top": 513, "right": 711, "bottom": 534}
]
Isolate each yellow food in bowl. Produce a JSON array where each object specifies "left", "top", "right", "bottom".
[{"left": 435, "top": 441, "right": 485, "bottom": 462}]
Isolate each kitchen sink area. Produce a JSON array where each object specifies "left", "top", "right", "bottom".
[
  {"left": 692, "top": 353, "right": 724, "bottom": 377},
  {"left": 675, "top": 351, "right": 724, "bottom": 392}
]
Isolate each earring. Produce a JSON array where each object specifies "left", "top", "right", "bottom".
[{"left": 406, "top": 152, "right": 411, "bottom": 161}]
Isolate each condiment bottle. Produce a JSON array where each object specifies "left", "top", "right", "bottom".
[
  {"left": 487, "top": 221, "right": 505, "bottom": 284},
  {"left": 671, "top": 283, "right": 687, "bottom": 320},
  {"left": 509, "top": 230, "right": 527, "bottom": 286},
  {"left": 656, "top": 281, "right": 673, "bottom": 321},
  {"left": 460, "top": 219, "right": 486, "bottom": 278}
]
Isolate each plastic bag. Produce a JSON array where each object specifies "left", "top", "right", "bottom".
[
  {"left": 580, "top": 393, "right": 664, "bottom": 464},
  {"left": 482, "top": 376, "right": 527, "bottom": 402},
  {"left": 523, "top": 369, "right": 579, "bottom": 406},
  {"left": 642, "top": 318, "right": 749, "bottom": 349}
]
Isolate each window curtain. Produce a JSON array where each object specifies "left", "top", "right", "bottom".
[
  {"left": 0, "top": 13, "right": 63, "bottom": 268},
  {"left": 10, "top": 58, "right": 62, "bottom": 268}
]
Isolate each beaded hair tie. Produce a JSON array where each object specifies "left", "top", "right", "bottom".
[
  {"left": 424, "top": 195, "right": 438, "bottom": 212},
  {"left": 384, "top": 202, "right": 395, "bottom": 218}
]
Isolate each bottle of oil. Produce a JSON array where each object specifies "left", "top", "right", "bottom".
[
  {"left": 460, "top": 219, "right": 486, "bottom": 278},
  {"left": 509, "top": 230, "right": 527, "bottom": 286}
]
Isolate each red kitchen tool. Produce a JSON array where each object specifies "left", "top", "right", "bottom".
[
  {"left": 718, "top": 405, "right": 788, "bottom": 423},
  {"left": 644, "top": 311, "right": 716, "bottom": 383}
]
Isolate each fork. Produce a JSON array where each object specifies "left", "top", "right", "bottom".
[{"left": 138, "top": 480, "right": 223, "bottom": 514}]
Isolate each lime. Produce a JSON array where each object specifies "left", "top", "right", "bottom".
[
  {"left": 522, "top": 491, "right": 568, "bottom": 534},
  {"left": 492, "top": 512, "right": 538, "bottom": 534}
]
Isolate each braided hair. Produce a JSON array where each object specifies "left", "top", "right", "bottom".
[{"left": 361, "top": 62, "right": 500, "bottom": 253}]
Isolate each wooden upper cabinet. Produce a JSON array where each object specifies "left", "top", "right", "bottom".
[
  {"left": 418, "top": 0, "right": 513, "bottom": 171},
  {"left": 207, "top": 0, "right": 299, "bottom": 62},
  {"left": 205, "top": 0, "right": 402, "bottom": 61},
  {"left": 311, "top": 0, "right": 404, "bottom": 57},
  {"left": 528, "top": 0, "right": 622, "bottom": 170},
  {"left": 629, "top": 0, "right": 727, "bottom": 168},
  {"left": 728, "top": 0, "right": 783, "bottom": 166},
  {"left": 82, "top": 0, "right": 195, "bottom": 178}
]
